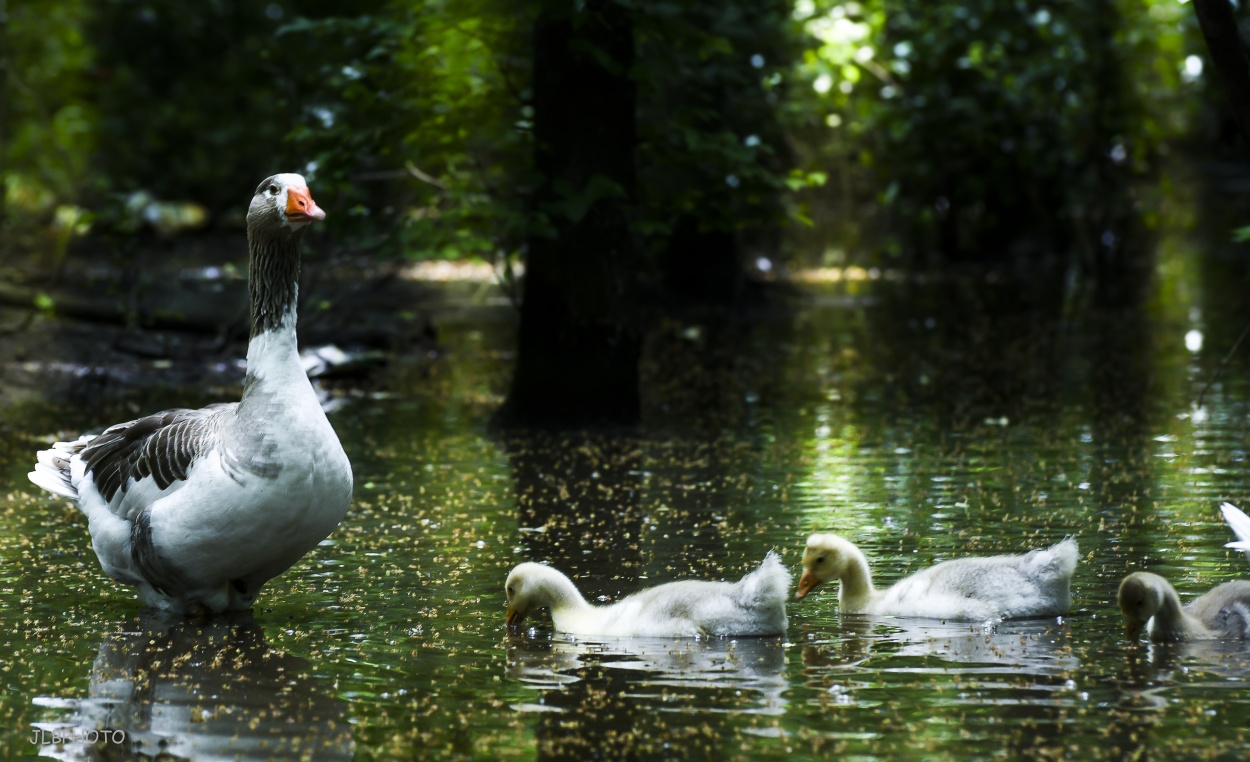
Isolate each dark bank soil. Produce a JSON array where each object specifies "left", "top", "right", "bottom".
[{"left": 0, "top": 231, "right": 498, "bottom": 410}]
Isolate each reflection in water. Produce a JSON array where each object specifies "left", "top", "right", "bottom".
[
  {"left": 1110, "top": 640, "right": 1250, "bottom": 759},
  {"left": 801, "top": 616, "right": 1077, "bottom": 676},
  {"left": 32, "top": 612, "right": 352, "bottom": 761},
  {"left": 1120, "top": 639, "right": 1250, "bottom": 706},
  {"left": 799, "top": 617, "right": 1078, "bottom": 756},
  {"left": 508, "top": 634, "right": 786, "bottom": 759}
]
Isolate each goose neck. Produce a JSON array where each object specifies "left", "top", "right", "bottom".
[
  {"left": 242, "top": 232, "right": 309, "bottom": 399},
  {"left": 247, "top": 232, "right": 303, "bottom": 341},
  {"left": 545, "top": 574, "right": 595, "bottom": 627},
  {"left": 838, "top": 547, "right": 877, "bottom": 610},
  {"left": 1154, "top": 586, "right": 1210, "bottom": 640}
]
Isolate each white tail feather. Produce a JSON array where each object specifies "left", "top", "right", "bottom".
[
  {"left": 736, "top": 551, "right": 791, "bottom": 608},
  {"left": 28, "top": 435, "right": 92, "bottom": 500}
]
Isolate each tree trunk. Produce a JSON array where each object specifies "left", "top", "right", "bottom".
[
  {"left": 499, "top": 0, "right": 641, "bottom": 427},
  {"left": 1193, "top": 0, "right": 1250, "bottom": 151}
]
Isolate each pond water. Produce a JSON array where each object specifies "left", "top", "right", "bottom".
[{"left": 3, "top": 237, "right": 1250, "bottom": 759}]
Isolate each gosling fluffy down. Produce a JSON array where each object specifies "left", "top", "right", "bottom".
[
  {"left": 505, "top": 552, "right": 791, "bottom": 637},
  {"left": 797, "top": 534, "right": 1078, "bottom": 621}
]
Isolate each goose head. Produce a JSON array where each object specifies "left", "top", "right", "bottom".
[
  {"left": 796, "top": 533, "right": 861, "bottom": 600},
  {"left": 1118, "top": 572, "right": 1167, "bottom": 639},
  {"left": 247, "top": 173, "right": 325, "bottom": 237},
  {"left": 505, "top": 562, "right": 573, "bottom": 628}
]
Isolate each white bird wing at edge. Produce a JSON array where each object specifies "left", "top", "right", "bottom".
[{"left": 1220, "top": 502, "right": 1250, "bottom": 562}]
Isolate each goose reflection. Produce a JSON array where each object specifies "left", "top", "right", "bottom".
[
  {"left": 32, "top": 612, "right": 352, "bottom": 761},
  {"left": 1105, "top": 639, "right": 1250, "bottom": 759},
  {"left": 1118, "top": 638, "right": 1250, "bottom": 710},
  {"left": 507, "top": 633, "right": 786, "bottom": 760},
  {"left": 798, "top": 617, "right": 1079, "bottom": 757},
  {"left": 800, "top": 615, "right": 1077, "bottom": 676}
]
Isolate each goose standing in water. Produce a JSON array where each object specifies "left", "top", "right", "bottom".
[
  {"left": 1118, "top": 502, "right": 1250, "bottom": 642},
  {"left": 795, "top": 534, "right": 1078, "bottom": 621},
  {"left": 505, "top": 553, "right": 791, "bottom": 637},
  {"left": 29, "top": 174, "right": 353, "bottom": 614}
]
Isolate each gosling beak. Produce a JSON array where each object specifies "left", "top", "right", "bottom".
[
  {"left": 1123, "top": 617, "right": 1144, "bottom": 640},
  {"left": 286, "top": 186, "right": 326, "bottom": 222},
  {"left": 506, "top": 606, "right": 525, "bottom": 628},
  {"left": 795, "top": 570, "right": 820, "bottom": 601}
]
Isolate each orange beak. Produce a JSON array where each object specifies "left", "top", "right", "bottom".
[
  {"left": 286, "top": 186, "right": 326, "bottom": 222},
  {"left": 506, "top": 607, "right": 524, "bottom": 628},
  {"left": 795, "top": 570, "right": 821, "bottom": 601}
]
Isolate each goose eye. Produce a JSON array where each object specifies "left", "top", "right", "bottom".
[
  {"left": 815, "top": 556, "right": 825, "bottom": 564},
  {"left": 268, "top": 184, "right": 279, "bottom": 195},
  {"left": 507, "top": 585, "right": 515, "bottom": 596}
]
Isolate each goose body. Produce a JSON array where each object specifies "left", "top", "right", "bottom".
[
  {"left": 796, "top": 534, "right": 1078, "bottom": 621},
  {"left": 28, "top": 174, "right": 352, "bottom": 614},
  {"left": 1118, "top": 573, "right": 1250, "bottom": 642},
  {"left": 1117, "top": 502, "right": 1250, "bottom": 642},
  {"left": 505, "top": 552, "right": 791, "bottom": 637}
]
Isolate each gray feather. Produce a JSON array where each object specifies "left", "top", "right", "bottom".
[
  {"left": 81, "top": 404, "right": 233, "bottom": 503},
  {"left": 131, "top": 508, "right": 192, "bottom": 597}
]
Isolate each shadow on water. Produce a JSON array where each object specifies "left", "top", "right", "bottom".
[
  {"left": 31, "top": 612, "right": 352, "bottom": 761},
  {"left": 500, "top": 431, "right": 647, "bottom": 579}
]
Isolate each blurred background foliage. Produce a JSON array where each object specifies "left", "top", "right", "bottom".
[{"left": 0, "top": 0, "right": 1229, "bottom": 266}]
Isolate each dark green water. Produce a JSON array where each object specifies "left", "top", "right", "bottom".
[{"left": 4, "top": 242, "right": 1250, "bottom": 759}]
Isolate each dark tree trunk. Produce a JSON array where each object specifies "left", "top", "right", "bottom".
[
  {"left": 1193, "top": 0, "right": 1250, "bottom": 151},
  {"left": 499, "top": 0, "right": 641, "bottom": 427},
  {"left": 660, "top": 215, "right": 740, "bottom": 306}
]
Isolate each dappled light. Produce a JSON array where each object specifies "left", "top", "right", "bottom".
[{"left": 5, "top": 0, "right": 1250, "bottom": 758}]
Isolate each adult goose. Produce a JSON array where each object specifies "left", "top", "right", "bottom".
[
  {"left": 28, "top": 174, "right": 353, "bottom": 614},
  {"left": 1117, "top": 502, "right": 1250, "bottom": 642},
  {"left": 795, "top": 534, "right": 1078, "bottom": 621},
  {"left": 505, "top": 552, "right": 791, "bottom": 637}
]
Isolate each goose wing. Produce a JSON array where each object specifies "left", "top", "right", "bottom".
[
  {"left": 81, "top": 403, "right": 235, "bottom": 519},
  {"left": 1220, "top": 503, "right": 1250, "bottom": 562}
]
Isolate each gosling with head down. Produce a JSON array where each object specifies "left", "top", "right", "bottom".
[
  {"left": 504, "top": 552, "right": 790, "bottom": 637},
  {"left": 1117, "top": 502, "right": 1250, "bottom": 642},
  {"left": 1118, "top": 572, "right": 1250, "bottom": 642}
]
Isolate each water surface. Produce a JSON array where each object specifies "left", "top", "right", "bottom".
[{"left": 3, "top": 244, "right": 1250, "bottom": 759}]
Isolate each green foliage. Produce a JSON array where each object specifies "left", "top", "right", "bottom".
[
  {"left": 5, "top": 0, "right": 96, "bottom": 218},
  {"left": 0, "top": 0, "right": 1222, "bottom": 265},
  {"left": 276, "top": 0, "right": 533, "bottom": 260},
  {"left": 791, "top": 0, "right": 1206, "bottom": 258},
  {"left": 86, "top": 0, "right": 333, "bottom": 215},
  {"left": 633, "top": 0, "right": 804, "bottom": 242}
]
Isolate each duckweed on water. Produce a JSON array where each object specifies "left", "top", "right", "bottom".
[{"left": 3, "top": 262, "right": 1250, "bottom": 759}]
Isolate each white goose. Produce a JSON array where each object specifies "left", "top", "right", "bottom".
[
  {"left": 1118, "top": 502, "right": 1250, "bottom": 642},
  {"left": 796, "top": 534, "right": 1078, "bottom": 621},
  {"left": 505, "top": 553, "right": 791, "bottom": 637},
  {"left": 28, "top": 174, "right": 353, "bottom": 614}
]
